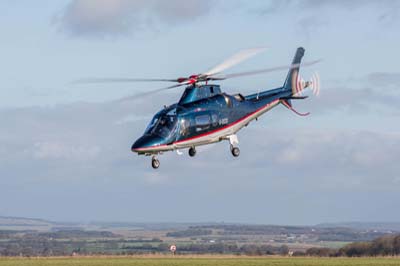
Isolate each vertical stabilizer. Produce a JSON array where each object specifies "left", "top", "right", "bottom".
[{"left": 283, "top": 47, "right": 305, "bottom": 95}]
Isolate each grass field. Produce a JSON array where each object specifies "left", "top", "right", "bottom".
[{"left": 0, "top": 256, "right": 399, "bottom": 266}]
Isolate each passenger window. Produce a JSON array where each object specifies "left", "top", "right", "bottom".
[{"left": 195, "top": 115, "right": 211, "bottom": 131}]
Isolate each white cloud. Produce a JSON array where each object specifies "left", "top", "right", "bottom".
[
  {"left": 254, "top": 0, "right": 400, "bottom": 35},
  {"left": 367, "top": 72, "right": 400, "bottom": 88},
  {"left": 55, "top": 0, "right": 217, "bottom": 38},
  {"left": 301, "top": 84, "right": 400, "bottom": 116},
  {"left": 1, "top": 99, "right": 399, "bottom": 222},
  {"left": 33, "top": 141, "right": 101, "bottom": 161}
]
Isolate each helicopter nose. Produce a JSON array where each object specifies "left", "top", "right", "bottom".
[{"left": 131, "top": 135, "right": 164, "bottom": 153}]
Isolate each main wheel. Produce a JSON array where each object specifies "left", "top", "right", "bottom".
[
  {"left": 231, "top": 147, "right": 240, "bottom": 157},
  {"left": 188, "top": 147, "right": 196, "bottom": 157},
  {"left": 151, "top": 158, "right": 160, "bottom": 169}
]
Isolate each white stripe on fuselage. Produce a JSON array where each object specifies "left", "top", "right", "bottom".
[
  {"left": 138, "top": 99, "right": 280, "bottom": 153},
  {"left": 174, "top": 99, "right": 280, "bottom": 148}
]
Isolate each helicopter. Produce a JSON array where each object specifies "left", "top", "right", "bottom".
[{"left": 78, "top": 47, "right": 320, "bottom": 169}]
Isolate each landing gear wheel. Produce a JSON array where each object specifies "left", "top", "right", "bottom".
[
  {"left": 188, "top": 147, "right": 196, "bottom": 157},
  {"left": 151, "top": 157, "right": 160, "bottom": 169},
  {"left": 231, "top": 146, "right": 240, "bottom": 157}
]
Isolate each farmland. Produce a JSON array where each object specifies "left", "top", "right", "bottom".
[
  {"left": 1, "top": 217, "right": 400, "bottom": 257},
  {"left": 0, "top": 256, "right": 399, "bottom": 266}
]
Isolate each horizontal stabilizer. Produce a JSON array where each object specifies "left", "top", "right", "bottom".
[{"left": 282, "top": 96, "right": 309, "bottom": 100}]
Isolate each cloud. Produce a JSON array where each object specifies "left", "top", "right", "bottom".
[
  {"left": 242, "top": 128, "right": 400, "bottom": 186},
  {"left": 262, "top": 0, "right": 400, "bottom": 12},
  {"left": 1, "top": 97, "right": 400, "bottom": 222},
  {"left": 367, "top": 72, "right": 400, "bottom": 88},
  {"left": 32, "top": 141, "right": 100, "bottom": 160},
  {"left": 254, "top": 0, "right": 400, "bottom": 35},
  {"left": 298, "top": 0, "right": 399, "bottom": 10},
  {"left": 1, "top": 99, "right": 398, "bottom": 185},
  {"left": 1, "top": 70, "right": 399, "bottom": 222},
  {"left": 54, "top": 0, "right": 217, "bottom": 38},
  {"left": 304, "top": 86, "right": 397, "bottom": 114}
]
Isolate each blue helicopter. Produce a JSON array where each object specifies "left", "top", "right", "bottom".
[{"left": 79, "top": 47, "right": 320, "bottom": 168}]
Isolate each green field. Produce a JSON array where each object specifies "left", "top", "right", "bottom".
[{"left": 0, "top": 257, "right": 399, "bottom": 266}]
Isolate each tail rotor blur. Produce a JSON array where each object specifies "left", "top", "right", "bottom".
[
  {"left": 309, "top": 72, "right": 321, "bottom": 96},
  {"left": 295, "top": 72, "right": 320, "bottom": 96}
]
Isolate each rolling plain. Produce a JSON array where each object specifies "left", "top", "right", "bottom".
[{"left": 1, "top": 256, "right": 400, "bottom": 266}]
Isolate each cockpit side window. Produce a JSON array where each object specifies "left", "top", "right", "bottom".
[
  {"left": 145, "top": 109, "right": 178, "bottom": 140},
  {"left": 152, "top": 115, "right": 177, "bottom": 138},
  {"left": 145, "top": 117, "right": 159, "bottom": 134}
]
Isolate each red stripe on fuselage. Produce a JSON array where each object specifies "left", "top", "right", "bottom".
[
  {"left": 175, "top": 99, "right": 279, "bottom": 144},
  {"left": 134, "top": 99, "right": 280, "bottom": 152}
]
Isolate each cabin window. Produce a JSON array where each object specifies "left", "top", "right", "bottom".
[
  {"left": 195, "top": 114, "right": 210, "bottom": 132},
  {"left": 198, "top": 88, "right": 209, "bottom": 99},
  {"left": 210, "top": 86, "right": 214, "bottom": 94},
  {"left": 179, "top": 118, "right": 190, "bottom": 136}
]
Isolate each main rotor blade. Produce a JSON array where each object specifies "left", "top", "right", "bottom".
[
  {"left": 71, "top": 77, "right": 178, "bottom": 85},
  {"left": 210, "top": 59, "right": 322, "bottom": 80},
  {"left": 204, "top": 47, "right": 267, "bottom": 76},
  {"left": 114, "top": 81, "right": 191, "bottom": 102}
]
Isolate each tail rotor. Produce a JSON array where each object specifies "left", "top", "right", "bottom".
[{"left": 295, "top": 72, "right": 320, "bottom": 96}]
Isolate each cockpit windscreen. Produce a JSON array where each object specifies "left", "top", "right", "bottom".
[{"left": 145, "top": 112, "right": 178, "bottom": 139}]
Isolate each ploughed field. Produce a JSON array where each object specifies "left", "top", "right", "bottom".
[{"left": 0, "top": 257, "right": 399, "bottom": 266}]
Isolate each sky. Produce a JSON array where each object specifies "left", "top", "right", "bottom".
[{"left": 0, "top": 0, "right": 400, "bottom": 225}]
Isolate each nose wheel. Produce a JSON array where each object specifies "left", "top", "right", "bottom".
[
  {"left": 188, "top": 147, "right": 196, "bottom": 157},
  {"left": 151, "top": 156, "right": 160, "bottom": 169}
]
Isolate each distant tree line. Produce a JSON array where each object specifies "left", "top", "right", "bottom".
[
  {"left": 177, "top": 225, "right": 385, "bottom": 242},
  {"left": 0, "top": 229, "right": 400, "bottom": 257},
  {"left": 166, "top": 228, "right": 212, "bottom": 237},
  {"left": 300, "top": 234, "right": 400, "bottom": 257},
  {"left": 25, "top": 230, "right": 118, "bottom": 239}
]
